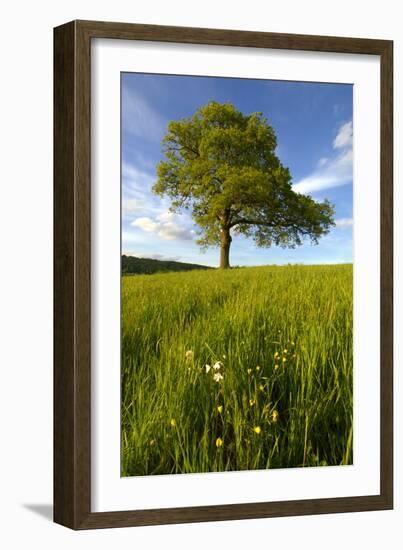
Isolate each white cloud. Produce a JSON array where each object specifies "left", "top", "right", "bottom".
[
  {"left": 122, "top": 86, "right": 167, "bottom": 142},
  {"left": 333, "top": 121, "right": 353, "bottom": 149},
  {"left": 293, "top": 149, "right": 352, "bottom": 194},
  {"left": 130, "top": 211, "right": 194, "bottom": 241},
  {"left": 159, "top": 222, "right": 194, "bottom": 241},
  {"left": 121, "top": 162, "right": 169, "bottom": 217},
  {"left": 131, "top": 217, "right": 159, "bottom": 233},
  {"left": 122, "top": 161, "right": 195, "bottom": 253},
  {"left": 292, "top": 120, "right": 353, "bottom": 195},
  {"left": 335, "top": 217, "right": 353, "bottom": 229},
  {"left": 157, "top": 211, "right": 174, "bottom": 222}
]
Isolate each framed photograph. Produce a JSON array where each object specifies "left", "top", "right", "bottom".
[{"left": 54, "top": 20, "right": 393, "bottom": 529}]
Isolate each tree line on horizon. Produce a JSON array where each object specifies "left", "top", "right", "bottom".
[{"left": 122, "top": 255, "right": 213, "bottom": 275}]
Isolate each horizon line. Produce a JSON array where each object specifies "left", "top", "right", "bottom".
[{"left": 122, "top": 253, "right": 353, "bottom": 268}]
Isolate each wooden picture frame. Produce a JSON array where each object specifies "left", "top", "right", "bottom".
[{"left": 54, "top": 19, "right": 393, "bottom": 529}]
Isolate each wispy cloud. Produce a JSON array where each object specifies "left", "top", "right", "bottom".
[
  {"left": 122, "top": 198, "right": 146, "bottom": 216},
  {"left": 131, "top": 211, "right": 195, "bottom": 241},
  {"left": 333, "top": 104, "right": 345, "bottom": 117},
  {"left": 122, "top": 162, "right": 155, "bottom": 197},
  {"left": 335, "top": 217, "right": 353, "bottom": 229},
  {"left": 333, "top": 121, "right": 353, "bottom": 150},
  {"left": 292, "top": 120, "right": 353, "bottom": 195},
  {"left": 122, "top": 86, "right": 167, "bottom": 142},
  {"left": 122, "top": 162, "right": 169, "bottom": 219}
]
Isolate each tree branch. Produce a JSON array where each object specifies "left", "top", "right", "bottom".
[
  {"left": 229, "top": 218, "right": 274, "bottom": 228},
  {"left": 230, "top": 217, "right": 317, "bottom": 237}
]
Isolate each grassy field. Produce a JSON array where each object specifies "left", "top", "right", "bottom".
[{"left": 121, "top": 263, "right": 353, "bottom": 477}]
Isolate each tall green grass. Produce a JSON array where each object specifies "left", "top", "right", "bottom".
[{"left": 121, "top": 264, "right": 353, "bottom": 476}]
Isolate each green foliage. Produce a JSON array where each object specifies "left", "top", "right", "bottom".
[
  {"left": 154, "top": 101, "right": 335, "bottom": 259},
  {"left": 122, "top": 255, "right": 213, "bottom": 275},
  {"left": 121, "top": 264, "right": 353, "bottom": 475}
]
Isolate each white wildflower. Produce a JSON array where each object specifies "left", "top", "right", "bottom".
[
  {"left": 205, "top": 364, "right": 211, "bottom": 373},
  {"left": 213, "top": 361, "right": 223, "bottom": 370},
  {"left": 213, "top": 372, "right": 224, "bottom": 383}
]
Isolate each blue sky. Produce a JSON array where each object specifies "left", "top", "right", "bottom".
[{"left": 122, "top": 73, "right": 353, "bottom": 267}]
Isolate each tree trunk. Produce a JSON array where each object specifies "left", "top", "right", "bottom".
[{"left": 219, "top": 227, "right": 232, "bottom": 269}]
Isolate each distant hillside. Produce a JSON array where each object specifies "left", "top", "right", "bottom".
[{"left": 122, "top": 255, "right": 214, "bottom": 275}]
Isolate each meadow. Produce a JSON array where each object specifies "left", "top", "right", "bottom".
[{"left": 121, "top": 264, "right": 353, "bottom": 477}]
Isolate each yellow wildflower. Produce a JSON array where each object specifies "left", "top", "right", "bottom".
[
  {"left": 253, "top": 426, "right": 262, "bottom": 435},
  {"left": 217, "top": 405, "right": 223, "bottom": 414},
  {"left": 216, "top": 437, "right": 223, "bottom": 448},
  {"left": 282, "top": 357, "right": 287, "bottom": 363},
  {"left": 249, "top": 399, "right": 256, "bottom": 406},
  {"left": 283, "top": 349, "right": 288, "bottom": 354},
  {"left": 170, "top": 419, "right": 176, "bottom": 428},
  {"left": 259, "top": 384, "right": 265, "bottom": 392},
  {"left": 271, "top": 410, "right": 279, "bottom": 423},
  {"left": 185, "top": 350, "right": 194, "bottom": 362},
  {"left": 247, "top": 368, "right": 252, "bottom": 375},
  {"left": 256, "top": 366, "right": 261, "bottom": 372}
]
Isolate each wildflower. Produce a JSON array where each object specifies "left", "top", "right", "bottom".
[
  {"left": 282, "top": 357, "right": 287, "bottom": 363},
  {"left": 205, "top": 364, "right": 211, "bottom": 373},
  {"left": 217, "top": 405, "right": 223, "bottom": 414},
  {"left": 274, "top": 364, "right": 279, "bottom": 370},
  {"left": 253, "top": 426, "right": 262, "bottom": 435},
  {"left": 256, "top": 366, "right": 261, "bottom": 372},
  {"left": 213, "top": 361, "right": 223, "bottom": 370},
  {"left": 274, "top": 352, "right": 279, "bottom": 359},
  {"left": 249, "top": 399, "right": 256, "bottom": 406},
  {"left": 213, "top": 372, "right": 224, "bottom": 383},
  {"left": 170, "top": 419, "right": 176, "bottom": 428},
  {"left": 259, "top": 384, "right": 265, "bottom": 392},
  {"left": 185, "top": 350, "right": 194, "bottom": 363},
  {"left": 283, "top": 349, "right": 288, "bottom": 354},
  {"left": 216, "top": 437, "right": 223, "bottom": 448},
  {"left": 222, "top": 354, "right": 226, "bottom": 359},
  {"left": 271, "top": 410, "right": 279, "bottom": 423},
  {"left": 247, "top": 368, "right": 252, "bottom": 375},
  {"left": 149, "top": 439, "right": 157, "bottom": 446}
]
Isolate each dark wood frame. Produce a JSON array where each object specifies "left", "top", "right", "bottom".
[{"left": 54, "top": 19, "right": 393, "bottom": 530}]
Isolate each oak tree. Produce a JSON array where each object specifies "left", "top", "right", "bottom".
[{"left": 154, "top": 101, "right": 335, "bottom": 268}]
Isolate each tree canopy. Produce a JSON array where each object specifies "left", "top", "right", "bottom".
[{"left": 153, "top": 101, "right": 335, "bottom": 268}]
